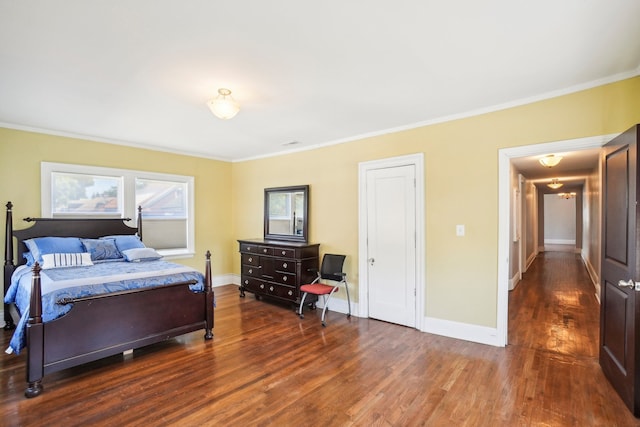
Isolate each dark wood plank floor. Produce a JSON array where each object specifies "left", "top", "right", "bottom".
[{"left": 1, "top": 251, "right": 638, "bottom": 426}]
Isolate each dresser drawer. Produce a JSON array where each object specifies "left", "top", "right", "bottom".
[
  {"left": 241, "top": 253, "right": 259, "bottom": 266},
  {"left": 240, "top": 243, "right": 258, "bottom": 253},
  {"left": 273, "top": 248, "right": 295, "bottom": 258},
  {"left": 258, "top": 246, "right": 273, "bottom": 256},
  {"left": 272, "top": 272, "right": 296, "bottom": 286},
  {"left": 265, "top": 283, "right": 296, "bottom": 301},
  {"left": 239, "top": 243, "right": 277, "bottom": 256},
  {"left": 242, "top": 264, "right": 262, "bottom": 278},
  {"left": 274, "top": 258, "right": 295, "bottom": 273},
  {"left": 242, "top": 277, "right": 266, "bottom": 294}
]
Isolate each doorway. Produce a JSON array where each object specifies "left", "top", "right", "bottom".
[
  {"left": 497, "top": 134, "right": 613, "bottom": 346},
  {"left": 358, "top": 153, "right": 425, "bottom": 330}
]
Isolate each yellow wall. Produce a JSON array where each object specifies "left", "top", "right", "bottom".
[
  {"left": 2, "top": 76, "right": 639, "bottom": 330},
  {"left": 0, "top": 130, "right": 233, "bottom": 274},
  {"left": 232, "top": 76, "right": 640, "bottom": 328}
]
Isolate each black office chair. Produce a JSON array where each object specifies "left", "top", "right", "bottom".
[{"left": 298, "top": 254, "right": 351, "bottom": 326}]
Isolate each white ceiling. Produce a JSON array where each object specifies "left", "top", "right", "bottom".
[
  {"left": 1, "top": 1, "right": 639, "bottom": 162},
  {"left": 511, "top": 148, "right": 602, "bottom": 192}
]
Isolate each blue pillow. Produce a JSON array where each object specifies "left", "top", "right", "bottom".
[
  {"left": 101, "top": 235, "right": 145, "bottom": 252},
  {"left": 24, "top": 237, "right": 85, "bottom": 264},
  {"left": 81, "top": 238, "right": 122, "bottom": 261},
  {"left": 23, "top": 251, "right": 35, "bottom": 266}
]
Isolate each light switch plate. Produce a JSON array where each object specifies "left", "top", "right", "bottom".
[{"left": 456, "top": 224, "right": 465, "bottom": 237}]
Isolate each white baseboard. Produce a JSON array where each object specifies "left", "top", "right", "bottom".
[
  {"left": 422, "top": 316, "right": 502, "bottom": 347},
  {"left": 544, "top": 239, "right": 576, "bottom": 245},
  {"left": 526, "top": 251, "right": 537, "bottom": 270},
  {"left": 226, "top": 275, "right": 501, "bottom": 347},
  {"left": 213, "top": 273, "right": 238, "bottom": 287},
  {"left": 581, "top": 251, "right": 601, "bottom": 304},
  {"left": 314, "top": 295, "right": 355, "bottom": 316},
  {"left": 509, "top": 271, "right": 520, "bottom": 291}
]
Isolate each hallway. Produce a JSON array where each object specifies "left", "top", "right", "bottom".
[{"left": 509, "top": 249, "right": 600, "bottom": 358}]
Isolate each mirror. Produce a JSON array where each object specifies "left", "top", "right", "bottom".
[{"left": 264, "top": 185, "right": 309, "bottom": 242}]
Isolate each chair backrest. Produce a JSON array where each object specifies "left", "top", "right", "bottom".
[{"left": 319, "top": 254, "right": 346, "bottom": 282}]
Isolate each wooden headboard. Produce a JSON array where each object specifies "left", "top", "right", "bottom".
[{"left": 3, "top": 201, "right": 141, "bottom": 329}]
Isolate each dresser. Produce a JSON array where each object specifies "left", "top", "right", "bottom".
[{"left": 238, "top": 239, "right": 320, "bottom": 307}]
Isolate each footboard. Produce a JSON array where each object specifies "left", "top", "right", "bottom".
[{"left": 25, "top": 252, "right": 214, "bottom": 398}]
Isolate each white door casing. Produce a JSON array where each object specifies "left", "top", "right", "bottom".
[
  {"left": 497, "top": 134, "right": 613, "bottom": 347},
  {"left": 358, "top": 153, "right": 424, "bottom": 330}
]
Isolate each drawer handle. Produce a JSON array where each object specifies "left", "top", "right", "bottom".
[
  {"left": 248, "top": 268, "right": 253, "bottom": 274},
  {"left": 263, "top": 248, "right": 268, "bottom": 253},
  {"left": 248, "top": 257, "right": 253, "bottom": 262},
  {"left": 288, "top": 290, "right": 293, "bottom": 296},
  {"left": 282, "top": 251, "right": 286, "bottom": 255},
  {"left": 282, "top": 276, "right": 287, "bottom": 282},
  {"left": 269, "top": 286, "right": 274, "bottom": 292},
  {"left": 260, "top": 284, "right": 265, "bottom": 289},
  {"left": 244, "top": 280, "right": 248, "bottom": 285},
  {"left": 247, "top": 246, "right": 251, "bottom": 251},
  {"left": 282, "top": 262, "right": 288, "bottom": 268}
]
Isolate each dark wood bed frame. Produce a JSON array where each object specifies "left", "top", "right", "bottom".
[{"left": 2, "top": 202, "right": 214, "bottom": 398}]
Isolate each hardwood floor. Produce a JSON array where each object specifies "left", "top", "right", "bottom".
[{"left": 1, "top": 251, "right": 639, "bottom": 426}]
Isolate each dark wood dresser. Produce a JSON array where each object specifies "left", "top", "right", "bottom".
[{"left": 238, "top": 239, "right": 319, "bottom": 307}]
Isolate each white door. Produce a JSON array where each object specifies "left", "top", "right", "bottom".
[{"left": 366, "top": 164, "right": 416, "bottom": 327}]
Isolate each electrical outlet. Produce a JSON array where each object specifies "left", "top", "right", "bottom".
[{"left": 456, "top": 224, "right": 465, "bottom": 237}]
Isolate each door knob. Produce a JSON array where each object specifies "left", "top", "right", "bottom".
[
  {"left": 368, "top": 258, "right": 375, "bottom": 266},
  {"left": 618, "top": 279, "right": 637, "bottom": 290}
]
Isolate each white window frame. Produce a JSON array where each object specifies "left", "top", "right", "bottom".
[{"left": 41, "top": 162, "right": 195, "bottom": 259}]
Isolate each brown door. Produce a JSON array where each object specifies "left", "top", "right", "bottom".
[{"left": 600, "top": 124, "right": 640, "bottom": 415}]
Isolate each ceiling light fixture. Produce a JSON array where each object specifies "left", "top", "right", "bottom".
[
  {"left": 558, "top": 192, "right": 576, "bottom": 199},
  {"left": 206, "top": 88, "right": 239, "bottom": 120},
  {"left": 547, "top": 178, "right": 563, "bottom": 190},
  {"left": 539, "top": 154, "right": 563, "bottom": 168}
]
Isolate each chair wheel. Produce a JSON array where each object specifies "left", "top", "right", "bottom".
[
  {"left": 299, "top": 314, "right": 304, "bottom": 319},
  {"left": 322, "top": 322, "right": 326, "bottom": 327}
]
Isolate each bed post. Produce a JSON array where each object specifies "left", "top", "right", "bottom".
[
  {"left": 4, "top": 201, "right": 16, "bottom": 330},
  {"left": 137, "top": 205, "right": 143, "bottom": 241},
  {"left": 25, "top": 263, "right": 44, "bottom": 398},
  {"left": 204, "top": 251, "right": 214, "bottom": 340}
]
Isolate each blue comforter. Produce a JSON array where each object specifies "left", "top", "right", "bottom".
[{"left": 5, "top": 260, "right": 206, "bottom": 354}]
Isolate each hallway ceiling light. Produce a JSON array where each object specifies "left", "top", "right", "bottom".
[
  {"left": 206, "top": 88, "right": 240, "bottom": 120},
  {"left": 558, "top": 192, "right": 576, "bottom": 199},
  {"left": 547, "top": 178, "right": 563, "bottom": 189},
  {"left": 539, "top": 154, "right": 563, "bottom": 168}
]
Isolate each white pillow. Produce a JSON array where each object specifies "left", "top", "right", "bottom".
[
  {"left": 122, "top": 247, "right": 163, "bottom": 262},
  {"left": 41, "top": 252, "right": 93, "bottom": 269}
]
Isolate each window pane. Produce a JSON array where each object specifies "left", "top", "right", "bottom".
[
  {"left": 136, "top": 179, "right": 187, "bottom": 219},
  {"left": 51, "top": 172, "right": 122, "bottom": 215},
  {"left": 142, "top": 219, "right": 187, "bottom": 250},
  {"left": 269, "top": 193, "right": 291, "bottom": 218}
]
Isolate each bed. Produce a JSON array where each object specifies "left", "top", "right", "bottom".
[{"left": 2, "top": 201, "right": 214, "bottom": 398}]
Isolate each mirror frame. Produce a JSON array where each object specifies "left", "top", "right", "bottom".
[{"left": 264, "top": 185, "right": 309, "bottom": 242}]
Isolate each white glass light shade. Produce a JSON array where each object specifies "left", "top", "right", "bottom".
[
  {"left": 539, "top": 154, "right": 563, "bottom": 168},
  {"left": 558, "top": 192, "right": 576, "bottom": 199},
  {"left": 547, "top": 178, "right": 563, "bottom": 190},
  {"left": 207, "top": 88, "right": 239, "bottom": 120}
]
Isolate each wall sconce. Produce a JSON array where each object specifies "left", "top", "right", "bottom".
[
  {"left": 547, "top": 178, "right": 563, "bottom": 189},
  {"left": 539, "top": 154, "right": 563, "bottom": 168},
  {"left": 206, "top": 88, "right": 240, "bottom": 120}
]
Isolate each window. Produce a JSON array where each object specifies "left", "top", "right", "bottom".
[{"left": 42, "top": 162, "right": 195, "bottom": 258}]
